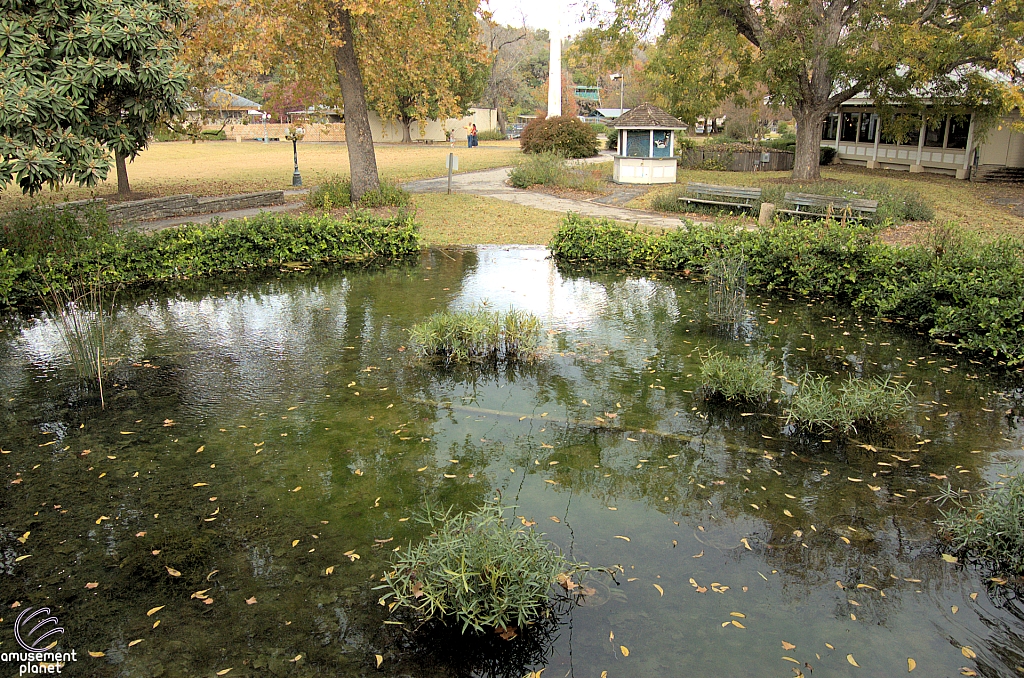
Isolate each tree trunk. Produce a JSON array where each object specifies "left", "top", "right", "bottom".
[
  {"left": 400, "top": 116, "right": 413, "bottom": 143},
  {"left": 115, "top": 150, "right": 131, "bottom": 196},
  {"left": 333, "top": 8, "right": 380, "bottom": 202},
  {"left": 792, "top": 108, "right": 827, "bottom": 180},
  {"left": 496, "top": 107, "right": 507, "bottom": 135}
]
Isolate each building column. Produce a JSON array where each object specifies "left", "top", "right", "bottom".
[
  {"left": 867, "top": 114, "right": 881, "bottom": 169},
  {"left": 834, "top": 109, "right": 841, "bottom": 151},
  {"left": 910, "top": 116, "right": 926, "bottom": 173},
  {"left": 956, "top": 114, "right": 975, "bottom": 180}
]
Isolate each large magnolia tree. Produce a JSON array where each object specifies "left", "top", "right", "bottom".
[
  {"left": 0, "top": 0, "right": 189, "bottom": 195},
  {"left": 626, "top": 0, "right": 1024, "bottom": 179}
]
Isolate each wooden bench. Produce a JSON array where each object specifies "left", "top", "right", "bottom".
[
  {"left": 777, "top": 192, "right": 878, "bottom": 222},
  {"left": 679, "top": 182, "right": 762, "bottom": 211}
]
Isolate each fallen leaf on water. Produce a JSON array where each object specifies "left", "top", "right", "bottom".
[
  {"left": 147, "top": 606, "right": 164, "bottom": 616},
  {"left": 731, "top": 620, "right": 745, "bottom": 628},
  {"left": 782, "top": 656, "right": 800, "bottom": 664},
  {"left": 344, "top": 550, "right": 360, "bottom": 561},
  {"left": 741, "top": 538, "right": 752, "bottom": 550},
  {"left": 417, "top": 467, "right": 427, "bottom": 472},
  {"left": 840, "top": 536, "right": 851, "bottom": 545},
  {"left": 152, "top": 620, "right": 160, "bottom": 629},
  {"left": 782, "top": 641, "right": 796, "bottom": 651},
  {"left": 85, "top": 582, "right": 99, "bottom": 589},
  {"left": 731, "top": 612, "right": 745, "bottom": 618},
  {"left": 246, "top": 596, "right": 257, "bottom": 605},
  {"left": 961, "top": 646, "right": 977, "bottom": 659},
  {"left": 942, "top": 554, "right": 958, "bottom": 563},
  {"left": 292, "top": 486, "right": 301, "bottom": 492},
  {"left": 961, "top": 670, "right": 977, "bottom": 676},
  {"left": 290, "top": 655, "right": 302, "bottom": 662},
  {"left": 784, "top": 509, "right": 793, "bottom": 517},
  {"left": 929, "top": 473, "right": 948, "bottom": 480},
  {"left": 193, "top": 483, "right": 208, "bottom": 487},
  {"left": 292, "top": 540, "right": 300, "bottom": 547},
  {"left": 952, "top": 605, "right": 959, "bottom": 614},
  {"left": 544, "top": 479, "right": 558, "bottom": 485},
  {"left": 128, "top": 639, "right": 143, "bottom": 647},
  {"left": 693, "top": 550, "right": 704, "bottom": 558},
  {"left": 848, "top": 477, "right": 863, "bottom": 483},
  {"left": 970, "top": 592, "right": 978, "bottom": 601},
  {"left": 88, "top": 651, "right": 105, "bottom": 658},
  {"left": 620, "top": 646, "right": 629, "bottom": 657},
  {"left": 325, "top": 566, "right": 335, "bottom": 575},
  {"left": 549, "top": 516, "right": 561, "bottom": 523},
  {"left": 614, "top": 536, "right": 630, "bottom": 542},
  {"left": 908, "top": 658, "right": 917, "bottom": 671},
  {"left": 520, "top": 517, "right": 537, "bottom": 527},
  {"left": 653, "top": 584, "right": 664, "bottom": 596},
  {"left": 376, "top": 654, "right": 383, "bottom": 668},
  {"left": 216, "top": 669, "right": 232, "bottom": 676},
  {"left": 196, "top": 446, "right": 205, "bottom": 453},
  {"left": 868, "top": 485, "right": 881, "bottom": 491},
  {"left": 847, "top": 654, "right": 859, "bottom": 667},
  {"left": 165, "top": 567, "right": 181, "bottom": 577}
]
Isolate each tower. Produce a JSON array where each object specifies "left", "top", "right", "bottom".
[{"left": 546, "top": 4, "right": 561, "bottom": 117}]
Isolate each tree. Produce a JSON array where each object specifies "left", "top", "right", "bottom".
[
  {"left": 622, "top": 0, "right": 1024, "bottom": 179},
  {"left": 0, "top": 0, "right": 190, "bottom": 195},
  {"left": 359, "top": 0, "right": 487, "bottom": 143}
]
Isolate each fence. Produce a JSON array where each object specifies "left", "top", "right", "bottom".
[
  {"left": 682, "top": 149, "right": 794, "bottom": 172},
  {"left": 209, "top": 123, "right": 347, "bottom": 143}
]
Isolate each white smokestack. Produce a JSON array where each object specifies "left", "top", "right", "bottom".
[{"left": 547, "top": 6, "right": 561, "bottom": 117}]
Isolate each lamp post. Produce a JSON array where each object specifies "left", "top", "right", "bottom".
[
  {"left": 610, "top": 73, "right": 624, "bottom": 116},
  {"left": 285, "top": 127, "right": 303, "bottom": 186}
]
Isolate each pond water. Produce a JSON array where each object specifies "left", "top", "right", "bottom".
[{"left": 2, "top": 246, "right": 1023, "bottom": 678}]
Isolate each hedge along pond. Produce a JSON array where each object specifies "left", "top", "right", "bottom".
[{"left": 1, "top": 247, "right": 1023, "bottom": 677}]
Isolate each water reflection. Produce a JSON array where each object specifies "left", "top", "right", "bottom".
[{"left": 1, "top": 246, "right": 1023, "bottom": 677}]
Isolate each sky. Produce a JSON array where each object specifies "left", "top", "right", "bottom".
[{"left": 487, "top": 0, "right": 609, "bottom": 36}]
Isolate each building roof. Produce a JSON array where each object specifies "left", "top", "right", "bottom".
[
  {"left": 612, "top": 102, "right": 685, "bottom": 129},
  {"left": 204, "top": 88, "right": 261, "bottom": 111},
  {"left": 595, "top": 108, "right": 628, "bottom": 118}
]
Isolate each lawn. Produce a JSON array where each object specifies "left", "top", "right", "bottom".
[
  {"left": 629, "top": 165, "right": 1024, "bottom": 240},
  {"left": 410, "top": 194, "right": 564, "bottom": 245},
  {"left": 0, "top": 140, "right": 521, "bottom": 211}
]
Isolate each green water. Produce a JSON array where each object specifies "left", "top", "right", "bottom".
[{"left": 1, "top": 246, "right": 1023, "bottom": 677}]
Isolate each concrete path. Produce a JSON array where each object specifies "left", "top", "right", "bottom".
[{"left": 402, "top": 166, "right": 686, "bottom": 229}]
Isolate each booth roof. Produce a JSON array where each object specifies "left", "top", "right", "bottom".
[{"left": 612, "top": 102, "right": 685, "bottom": 129}]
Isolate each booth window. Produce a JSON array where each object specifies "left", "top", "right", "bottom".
[
  {"left": 626, "top": 130, "right": 649, "bottom": 157},
  {"left": 652, "top": 131, "right": 672, "bottom": 157}
]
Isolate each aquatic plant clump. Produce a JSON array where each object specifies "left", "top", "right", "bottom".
[
  {"left": 698, "top": 351, "right": 776, "bottom": 403},
  {"left": 409, "top": 307, "right": 541, "bottom": 364},
  {"left": 377, "top": 503, "right": 575, "bottom": 634},
  {"left": 937, "top": 471, "right": 1024, "bottom": 576},
  {"left": 786, "top": 374, "right": 911, "bottom": 434}
]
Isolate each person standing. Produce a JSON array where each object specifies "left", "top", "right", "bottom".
[{"left": 470, "top": 123, "right": 478, "bottom": 148}]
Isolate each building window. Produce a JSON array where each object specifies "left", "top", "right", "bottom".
[
  {"left": 652, "top": 131, "right": 672, "bottom": 158},
  {"left": 821, "top": 113, "right": 839, "bottom": 141},
  {"left": 947, "top": 116, "right": 970, "bottom": 149},
  {"left": 858, "top": 113, "right": 878, "bottom": 143},
  {"left": 840, "top": 112, "right": 859, "bottom": 142},
  {"left": 625, "top": 130, "right": 650, "bottom": 157},
  {"left": 924, "top": 118, "right": 947, "bottom": 147}
]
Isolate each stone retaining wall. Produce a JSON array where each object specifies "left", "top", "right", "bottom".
[{"left": 54, "top": 191, "right": 286, "bottom": 225}]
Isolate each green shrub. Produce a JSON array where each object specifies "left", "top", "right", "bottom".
[
  {"left": 0, "top": 204, "right": 110, "bottom": 260},
  {"left": 785, "top": 374, "right": 911, "bottom": 434},
  {"left": 763, "top": 134, "right": 796, "bottom": 152},
  {"left": 937, "top": 471, "right": 1024, "bottom": 576},
  {"left": 698, "top": 351, "right": 777, "bottom": 403},
  {"left": 820, "top": 147, "right": 838, "bottom": 165},
  {"left": 377, "top": 502, "right": 577, "bottom": 634},
  {"left": 306, "top": 176, "right": 410, "bottom": 210},
  {"left": 520, "top": 116, "right": 598, "bottom": 158},
  {"left": 549, "top": 215, "right": 1024, "bottom": 366},
  {"left": 508, "top": 152, "right": 603, "bottom": 192},
  {"left": 476, "top": 129, "right": 506, "bottom": 141},
  {"left": 0, "top": 211, "right": 420, "bottom": 306},
  {"left": 409, "top": 306, "right": 541, "bottom": 364}
]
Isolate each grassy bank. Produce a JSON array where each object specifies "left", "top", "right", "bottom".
[
  {"left": 550, "top": 214, "right": 1024, "bottom": 367},
  {"left": 630, "top": 167, "right": 1024, "bottom": 240},
  {"left": 0, "top": 209, "right": 419, "bottom": 306},
  {"left": 1, "top": 141, "right": 521, "bottom": 212}
]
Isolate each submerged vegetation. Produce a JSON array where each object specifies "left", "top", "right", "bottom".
[
  {"left": 409, "top": 306, "right": 541, "bottom": 364},
  {"left": 786, "top": 374, "right": 912, "bottom": 434},
  {"left": 698, "top": 351, "right": 776, "bottom": 403},
  {"left": 937, "top": 471, "right": 1024, "bottom": 576},
  {"left": 0, "top": 208, "right": 420, "bottom": 306},
  {"left": 550, "top": 214, "right": 1024, "bottom": 367},
  {"left": 377, "top": 503, "right": 577, "bottom": 634}
]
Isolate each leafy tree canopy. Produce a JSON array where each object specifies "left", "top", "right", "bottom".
[{"left": 0, "top": 0, "right": 190, "bottom": 194}]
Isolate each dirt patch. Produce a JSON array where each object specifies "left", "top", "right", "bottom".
[{"left": 877, "top": 222, "right": 934, "bottom": 247}]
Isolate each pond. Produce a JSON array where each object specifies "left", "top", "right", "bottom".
[{"left": 1, "top": 246, "right": 1023, "bottom": 677}]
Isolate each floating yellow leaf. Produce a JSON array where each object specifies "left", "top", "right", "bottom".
[
  {"left": 193, "top": 483, "right": 208, "bottom": 487},
  {"left": 85, "top": 582, "right": 99, "bottom": 589},
  {"left": 730, "top": 612, "right": 745, "bottom": 618},
  {"left": 740, "top": 538, "right": 752, "bottom": 550},
  {"left": 782, "top": 656, "right": 800, "bottom": 664},
  {"left": 325, "top": 566, "right": 335, "bottom": 575},
  {"left": 847, "top": 654, "right": 859, "bottom": 667},
  {"left": 216, "top": 669, "right": 233, "bottom": 676},
  {"left": 942, "top": 553, "right": 958, "bottom": 563},
  {"left": 840, "top": 536, "right": 851, "bottom": 545},
  {"left": 783, "top": 509, "right": 793, "bottom": 517},
  {"left": 417, "top": 467, "right": 427, "bottom": 472},
  {"left": 88, "top": 651, "right": 105, "bottom": 658},
  {"left": 908, "top": 658, "right": 917, "bottom": 671},
  {"left": 128, "top": 639, "right": 143, "bottom": 647},
  {"left": 782, "top": 641, "right": 796, "bottom": 651},
  {"left": 147, "top": 606, "right": 164, "bottom": 616},
  {"left": 731, "top": 620, "right": 745, "bottom": 628},
  {"left": 653, "top": 584, "right": 664, "bottom": 596},
  {"left": 620, "top": 645, "right": 629, "bottom": 657},
  {"left": 246, "top": 596, "right": 257, "bottom": 605},
  {"left": 152, "top": 620, "right": 160, "bottom": 629},
  {"left": 614, "top": 535, "right": 630, "bottom": 542},
  {"left": 961, "top": 646, "right": 977, "bottom": 659},
  {"left": 952, "top": 605, "right": 959, "bottom": 614},
  {"left": 549, "top": 516, "right": 561, "bottom": 523},
  {"left": 375, "top": 654, "right": 384, "bottom": 668},
  {"left": 165, "top": 567, "right": 181, "bottom": 577}
]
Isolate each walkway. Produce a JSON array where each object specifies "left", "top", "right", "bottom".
[{"left": 402, "top": 166, "right": 687, "bottom": 229}]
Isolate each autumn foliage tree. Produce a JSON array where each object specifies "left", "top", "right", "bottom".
[
  {"left": 622, "top": 0, "right": 1024, "bottom": 179},
  {"left": 0, "top": 0, "right": 189, "bottom": 195}
]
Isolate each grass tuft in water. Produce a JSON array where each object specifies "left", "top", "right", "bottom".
[
  {"left": 937, "top": 471, "right": 1024, "bottom": 576},
  {"left": 698, "top": 351, "right": 776, "bottom": 403},
  {"left": 786, "top": 374, "right": 911, "bottom": 435},
  {"left": 376, "top": 502, "right": 578, "bottom": 634},
  {"left": 409, "top": 306, "right": 541, "bottom": 364}
]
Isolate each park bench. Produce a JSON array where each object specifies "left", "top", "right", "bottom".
[
  {"left": 777, "top": 192, "right": 878, "bottom": 222},
  {"left": 679, "top": 182, "right": 762, "bottom": 211}
]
